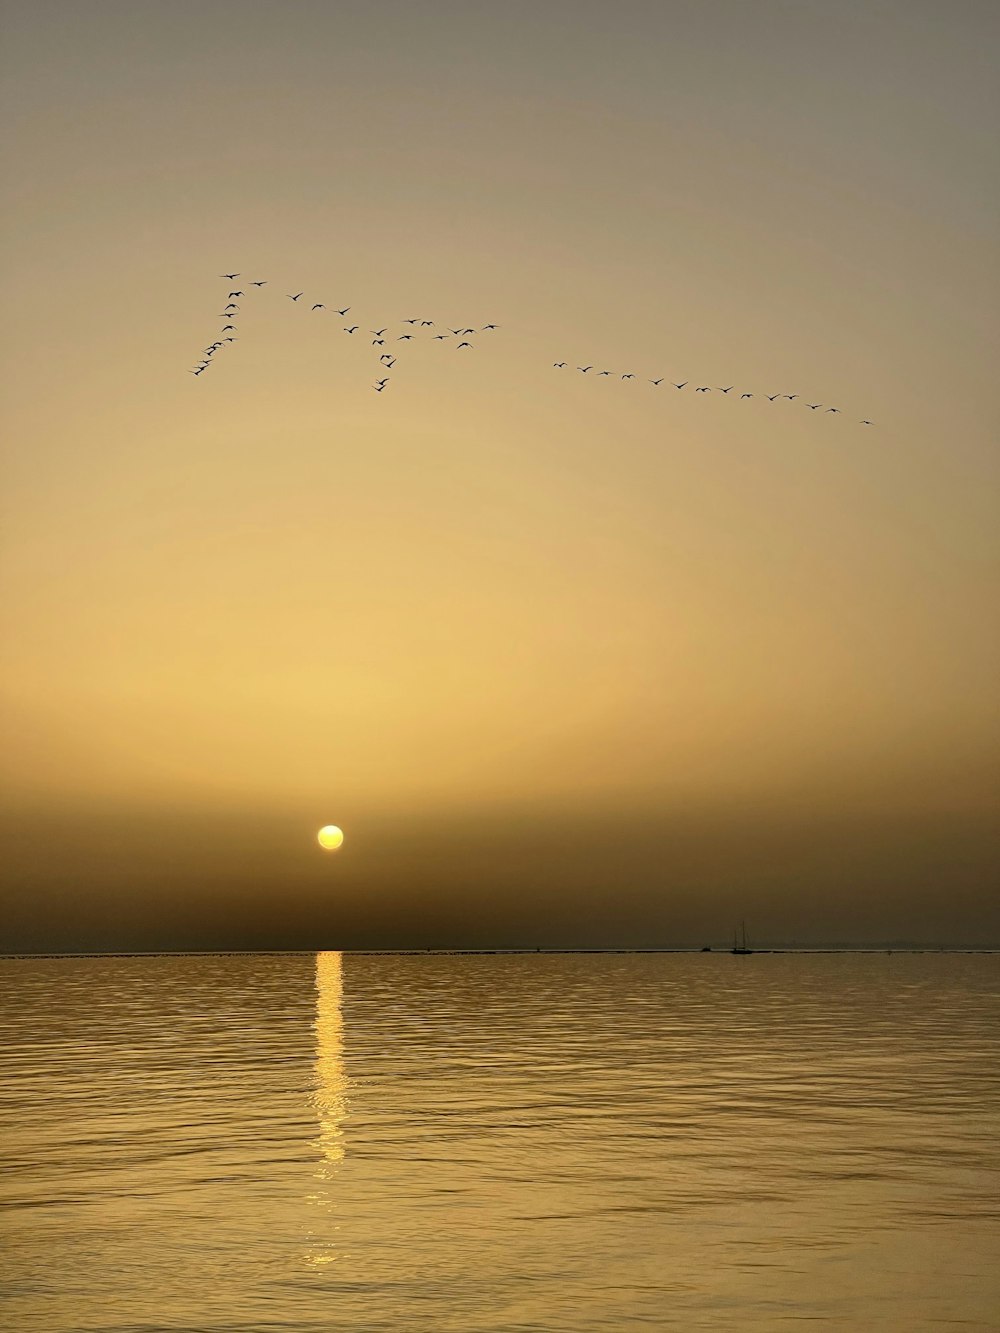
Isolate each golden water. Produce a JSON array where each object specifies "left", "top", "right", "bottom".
[{"left": 2, "top": 952, "right": 998, "bottom": 1330}]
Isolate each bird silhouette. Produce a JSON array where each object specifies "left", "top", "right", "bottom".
[
  {"left": 807, "top": 404, "right": 822, "bottom": 410},
  {"left": 482, "top": 324, "right": 498, "bottom": 330},
  {"left": 741, "top": 393, "right": 753, "bottom": 399},
  {"left": 578, "top": 366, "right": 593, "bottom": 373},
  {"left": 191, "top": 367, "right": 206, "bottom": 374},
  {"left": 334, "top": 307, "right": 350, "bottom": 316},
  {"left": 673, "top": 382, "right": 687, "bottom": 389},
  {"left": 621, "top": 373, "right": 636, "bottom": 380},
  {"left": 826, "top": 407, "right": 841, "bottom": 414},
  {"left": 782, "top": 394, "right": 798, "bottom": 401},
  {"left": 380, "top": 354, "right": 394, "bottom": 364},
  {"left": 461, "top": 328, "right": 475, "bottom": 335},
  {"left": 403, "top": 318, "right": 420, "bottom": 324},
  {"left": 434, "top": 334, "right": 449, "bottom": 340},
  {"left": 420, "top": 320, "right": 433, "bottom": 327},
  {"left": 228, "top": 291, "right": 243, "bottom": 298},
  {"left": 553, "top": 362, "right": 567, "bottom": 368},
  {"left": 221, "top": 325, "right": 236, "bottom": 332},
  {"left": 311, "top": 303, "right": 324, "bottom": 311},
  {"left": 449, "top": 329, "right": 463, "bottom": 335},
  {"left": 766, "top": 394, "right": 781, "bottom": 402},
  {"left": 371, "top": 329, "right": 387, "bottom": 337},
  {"left": 860, "top": 419, "right": 873, "bottom": 425},
  {"left": 650, "top": 378, "right": 664, "bottom": 385},
  {"left": 345, "top": 326, "right": 359, "bottom": 333},
  {"left": 718, "top": 386, "right": 734, "bottom": 393},
  {"left": 372, "top": 339, "right": 385, "bottom": 346},
  {"left": 696, "top": 386, "right": 711, "bottom": 392},
  {"left": 373, "top": 384, "right": 386, "bottom": 392},
  {"left": 250, "top": 280, "right": 267, "bottom": 286},
  {"left": 222, "top": 337, "right": 237, "bottom": 342},
  {"left": 598, "top": 370, "right": 612, "bottom": 376},
  {"left": 220, "top": 273, "right": 240, "bottom": 280},
  {"left": 288, "top": 293, "right": 303, "bottom": 301},
  {"left": 398, "top": 334, "right": 413, "bottom": 340},
  {"left": 457, "top": 342, "right": 473, "bottom": 348}
]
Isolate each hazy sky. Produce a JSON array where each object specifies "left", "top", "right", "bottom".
[{"left": 1, "top": 0, "right": 997, "bottom": 950}]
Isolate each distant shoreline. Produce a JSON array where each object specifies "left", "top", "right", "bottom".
[{"left": 1, "top": 947, "right": 998, "bottom": 960}]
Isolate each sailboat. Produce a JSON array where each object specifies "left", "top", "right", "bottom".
[{"left": 731, "top": 920, "right": 752, "bottom": 955}]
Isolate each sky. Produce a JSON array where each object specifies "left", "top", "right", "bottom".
[{"left": 1, "top": 0, "right": 997, "bottom": 951}]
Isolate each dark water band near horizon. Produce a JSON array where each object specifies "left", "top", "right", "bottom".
[{"left": 2, "top": 951, "right": 998, "bottom": 1331}]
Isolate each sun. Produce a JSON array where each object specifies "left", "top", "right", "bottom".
[{"left": 317, "top": 825, "right": 344, "bottom": 851}]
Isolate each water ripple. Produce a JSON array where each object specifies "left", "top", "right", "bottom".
[{"left": 1, "top": 951, "right": 998, "bottom": 1330}]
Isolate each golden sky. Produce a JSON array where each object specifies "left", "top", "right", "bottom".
[{"left": 1, "top": 1, "right": 997, "bottom": 949}]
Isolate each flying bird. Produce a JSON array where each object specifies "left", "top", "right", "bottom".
[
  {"left": 288, "top": 293, "right": 304, "bottom": 301},
  {"left": 373, "top": 384, "right": 386, "bottom": 392},
  {"left": 782, "top": 394, "right": 798, "bottom": 401},
  {"left": 766, "top": 394, "right": 781, "bottom": 402},
  {"left": 398, "top": 334, "right": 413, "bottom": 340},
  {"left": 221, "top": 337, "right": 237, "bottom": 342},
  {"left": 221, "top": 324, "right": 236, "bottom": 331},
  {"left": 403, "top": 318, "right": 420, "bottom": 325},
  {"left": 673, "top": 382, "right": 687, "bottom": 389},
  {"left": 420, "top": 320, "right": 433, "bottom": 327},
  {"left": 345, "top": 326, "right": 359, "bottom": 333},
  {"left": 373, "top": 338, "right": 385, "bottom": 346},
  {"left": 553, "top": 362, "right": 567, "bottom": 368},
  {"left": 457, "top": 342, "right": 472, "bottom": 348},
  {"left": 718, "top": 386, "right": 734, "bottom": 393},
  {"left": 249, "top": 280, "right": 267, "bottom": 286},
  {"left": 807, "top": 404, "right": 822, "bottom": 410},
  {"left": 598, "top": 370, "right": 612, "bottom": 376},
  {"left": 334, "top": 307, "right": 350, "bottom": 316},
  {"left": 650, "top": 378, "right": 664, "bottom": 385},
  {"left": 860, "top": 419, "right": 873, "bottom": 425},
  {"left": 220, "top": 273, "right": 240, "bottom": 279},
  {"left": 482, "top": 324, "right": 498, "bottom": 330},
  {"left": 311, "top": 304, "right": 324, "bottom": 311},
  {"left": 621, "top": 373, "right": 635, "bottom": 380},
  {"left": 578, "top": 366, "right": 593, "bottom": 373},
  {"left": 434, "top": 334, "right": 449, "bottom": 340},
  {"left": 826, "top": 407, "right": 841, "bottom": 414},
  {"left": 228, "top": 291, "right": 243, "bottom": 298},
  {"left": 371, "top": 329, "right": 387, "bottom": 336},
  {"left": 696, "top": 386, "right": 711, "bottom": 392},
  {"left": 741, "top": 393, "right": 753, "bottom": 399}
]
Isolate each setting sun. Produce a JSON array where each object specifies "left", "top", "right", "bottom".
[{"left": 316, "top": 826, "right": 344, "bottom": 851}]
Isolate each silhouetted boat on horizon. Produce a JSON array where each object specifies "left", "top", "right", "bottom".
[{"left": 732, "top": 921, "right": 753, "bottom": 955}]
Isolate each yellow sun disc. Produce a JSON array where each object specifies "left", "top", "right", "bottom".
[{"left": 317, "top": 825, "right": 344, "bottom": 851}]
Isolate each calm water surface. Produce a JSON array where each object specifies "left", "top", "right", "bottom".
[{"left": 1, "top": 952, "right": 998, "bottom": 1331}]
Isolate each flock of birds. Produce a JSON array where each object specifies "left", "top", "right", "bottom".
[
  {"left": 189, "top": 275, "right": 874, "bottom": 425},
  {"left": 189, "top": 274, "right": 499, "bottom": 395},
  {"left": 554, "top": 364, "right": 873, "bottom": 422}
]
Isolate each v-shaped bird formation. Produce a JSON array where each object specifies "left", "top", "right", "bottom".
[{"left": 189, "top": 275, "right": 874, "bottom": 425}]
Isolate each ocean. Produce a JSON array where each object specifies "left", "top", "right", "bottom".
[{"left": 2, "top": 951, "right": 998, "bottom": 1330}]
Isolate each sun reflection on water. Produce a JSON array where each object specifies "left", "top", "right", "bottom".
[{"left": 307, "top": 950, "right": 348, "bottom": 1267}]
